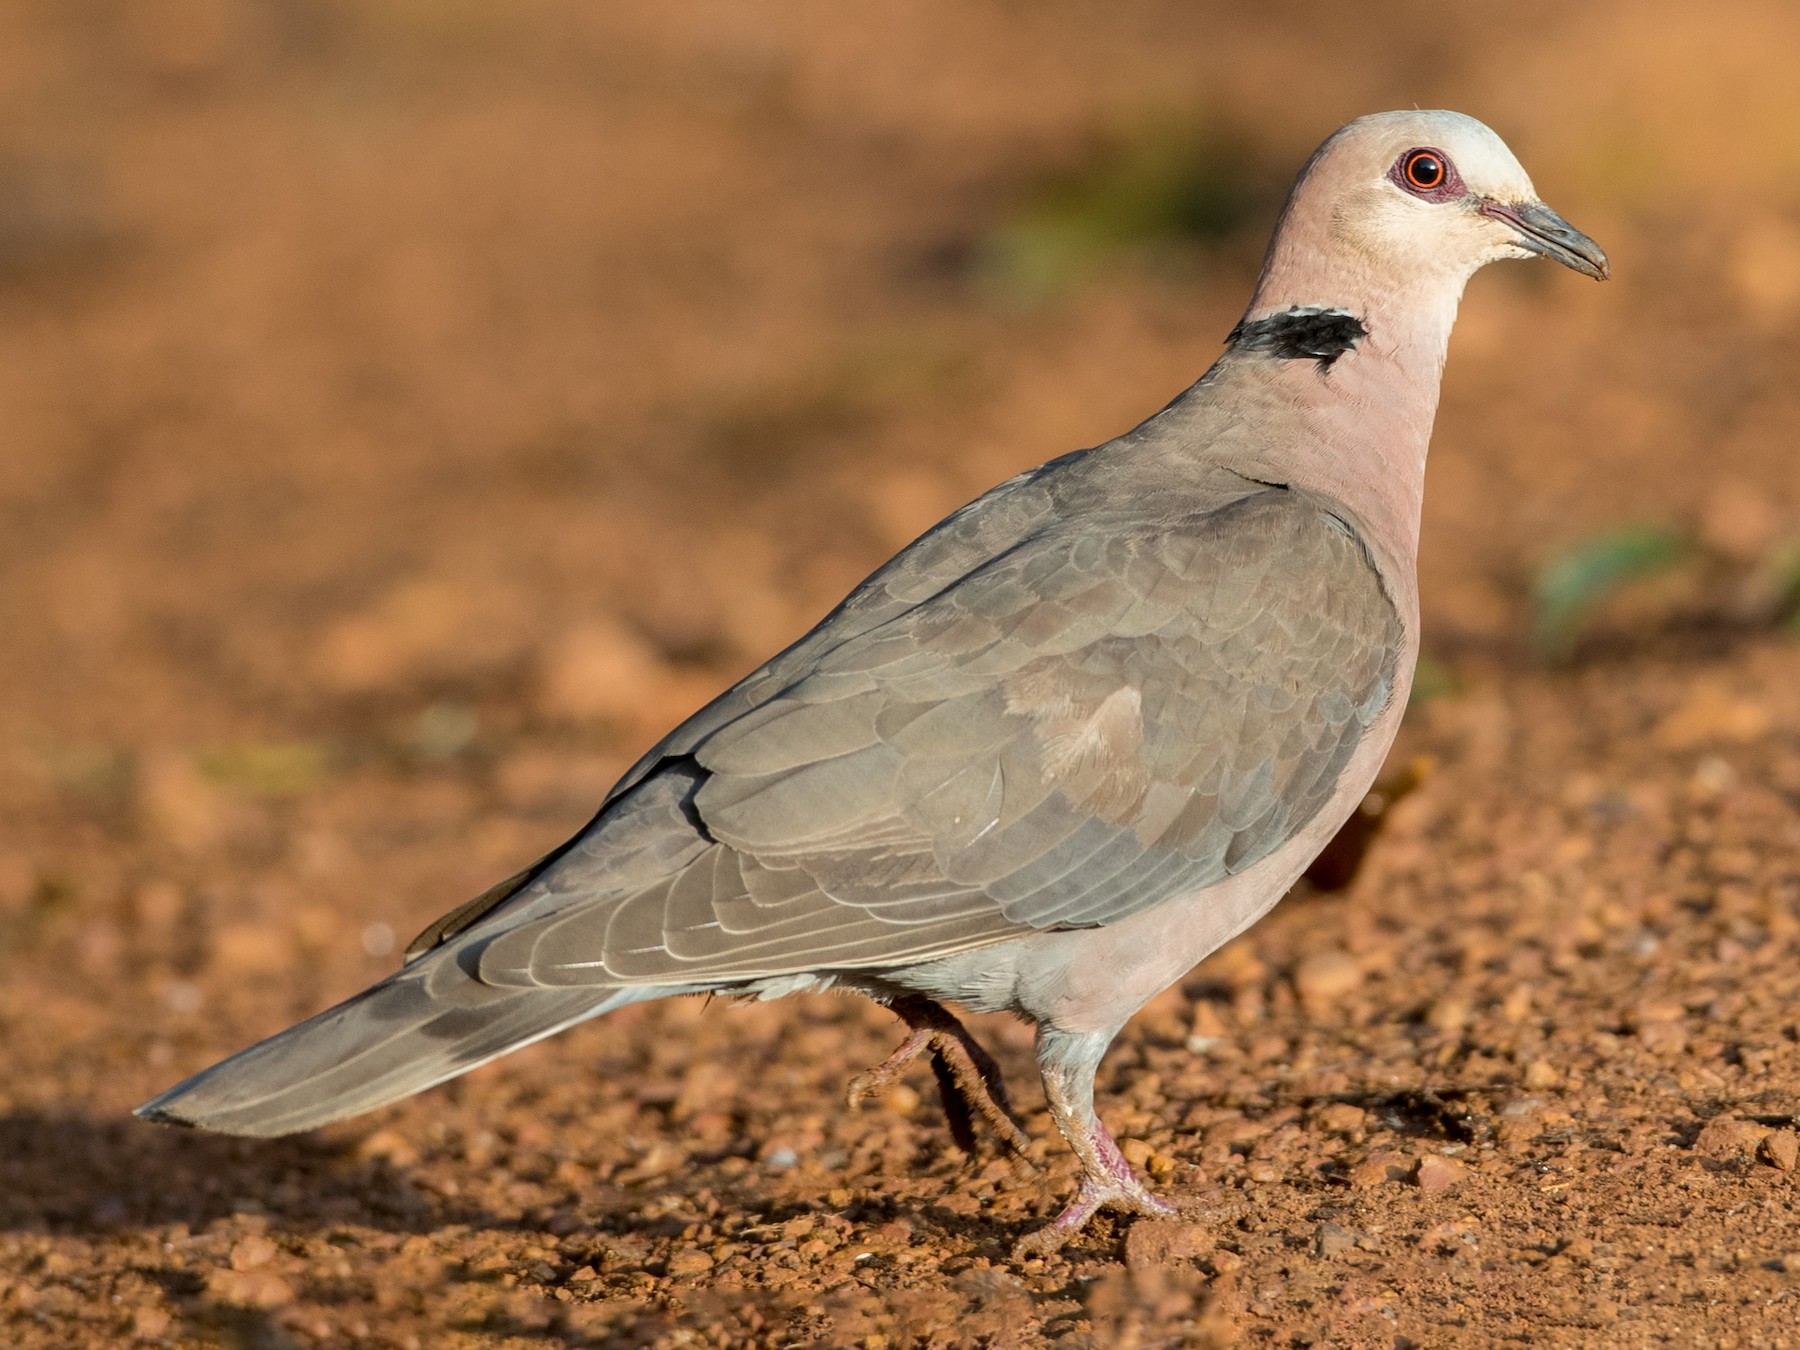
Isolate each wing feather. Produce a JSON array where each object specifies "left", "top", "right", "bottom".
[{"left": 450, "top": 476, "right": 1401, "bottom": 991}]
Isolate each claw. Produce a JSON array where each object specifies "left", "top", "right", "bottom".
[
  {"left": 849, "top": 996, "right": 1035, "bottom": 1164},
  {"left": 1013, "top": 1170, "right": 1176, "bottom": 1259},
  {"left": 1013, "top": 1042, "right": 1178, "bottom": 1258}
]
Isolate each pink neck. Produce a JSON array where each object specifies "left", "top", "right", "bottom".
[{"left": 1200, "top": 275, "right": 1464, "bottom": 610}]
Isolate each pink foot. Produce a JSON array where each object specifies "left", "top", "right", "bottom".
[
  {"left": 1013, "top": 1169, "right": 1176, "bottom": 1258},
  {"left": 1014, "top": 1055, "right": 1176, "bottom": 1258}
]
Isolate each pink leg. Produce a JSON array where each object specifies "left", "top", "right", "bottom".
[
  {"left": 1014, "top": 1051, "right": 1174, "bottom": 1258},
  {"left": 848, "top": 995, "right": 1035, "bottom": 1161}
]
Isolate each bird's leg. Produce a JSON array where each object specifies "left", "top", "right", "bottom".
[
  {"left": 847, "top": 994, "right": 1034, "bottom": 1161},
  {"left": 1014, "top": 1030, "right": 1175, "bottom": 1259}
]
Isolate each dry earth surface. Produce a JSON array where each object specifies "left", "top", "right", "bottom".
[{"left": 6, "top": 2, "right": 1800, "bottom": 1346}]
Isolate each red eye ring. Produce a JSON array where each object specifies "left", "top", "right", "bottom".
[
  {"left": 1389, "top": 146, "right": 1463, "bottom": 201},
  {"left": 1403, "top": 149, "right": 1446, "bottom": 190}
]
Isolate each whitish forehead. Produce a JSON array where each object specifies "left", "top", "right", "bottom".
[{"left": 1342, "top": 110, "right": 1538, "bottom": 200}]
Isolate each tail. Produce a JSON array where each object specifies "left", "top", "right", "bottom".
[{"left": 134, "top": 946, "right": 669, "bottom": 1137}]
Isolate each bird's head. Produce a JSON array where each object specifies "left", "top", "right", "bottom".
[{"left": 1251, "top": 110, "right": 1608, "bottom": 323}]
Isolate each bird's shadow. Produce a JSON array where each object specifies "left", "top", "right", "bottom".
[{"left": 0, "top": 1110, "right": 457, "bottom": 1236}]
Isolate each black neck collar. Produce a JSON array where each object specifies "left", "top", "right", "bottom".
[{"left": 1226, "top": 306, "right": 1367, "bottom": 369}]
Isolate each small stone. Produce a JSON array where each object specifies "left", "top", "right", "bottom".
[
  {"left": 1120, "top": 1137, "right": 1156, "bottom": 1168},
  {"left": 666, "top": 1249, "right": 714, "bottom": 1277},
  {"left": 1427, "top": 996, "right": 1471, "bottom": 1034},
  {"left": 1292, "top": 950, "right": 1363, "bottom": 1005},
  {"left": 229, "top": 1235, "right": 277, "bottom": 1272},
  {"left": 37, "top": 1251, "right": 75, "bottom": 1277},
  {"left": 1313, "top": 1222, "right": 1357, "bottom": 1258},
  {"left": 355, "top": 1129, "right": 419, "bottom": 1168},
  {"left": 1348, "top": 1150, "right": 1411, "bottom": 1189},
  {"left": 1637, "top": 1021, "right": 1688, "bottom": 1056},
  {"left": 132, "top": 1306, "right": 171, "bottom": 1338},
  {"left": 1693, "top": 1115, "right": 1770, "bottom": 1159},
  {"left": 1188, "top": 1000, "right": 1230, "bottom": 1043},
  {"left": 208, "top": 1268, "right": 293, "bottom": 1308},
  {"left": 1415, "top": 1155, "right": 1468, "bottom": 1192},
  {"left": 1522, "top": 1059, "right": 1561, "bottom": 1089},
  {"left": 617, "top": 1141, "right": 686, "bottom": 1182},
  {"left": 1501, "top": 987, "right": 1533, "bottom": 1022},
  {"left": 1762, "top": 1130, "right": 1799, "bottom": 1172},
  {"left": 1316, "top": 1103, "right": 1367, "bottom": 1139},
  {"left": 1417, "top": 1217, "right": 1479, "bottom": 1253},
  {"left": 1123, "top": 1219, "right": 1213, "bottom": 1271}
]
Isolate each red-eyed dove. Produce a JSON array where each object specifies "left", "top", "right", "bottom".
[{"left": 139, "top": 111, "right": 1607, "bottom": 1255}]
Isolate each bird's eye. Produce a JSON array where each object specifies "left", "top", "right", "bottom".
[
  {"left": 1388, "top": 146, "right": 1463, "bottom": 200},
  {"left": 1403, "top": 150, "right": 1445, "bottom": 190}
]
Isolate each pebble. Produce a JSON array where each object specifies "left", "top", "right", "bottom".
[
  {"left": 208, "top": 1268, "right": 293, "bottom": 1309},
  {"left": 1315, "top": 1103, "right": 1367, "bottom": 1139},
  {"left": 229, "top": 1235, "right": 277, "bottom": 1271},
  {"left": 1123, "top": 1220, "right": 1214, "bottom": 1271},
  {"left": 1523, "top": 1059, "right": 1561, "bottom": 1089},
  {"left": 666, "top": 1250, "right": 714, "bottom": 1277},
  {"left": 1415, "top": 1155, "right": 1469, "bottom": 1192},
  {"left": 356, "top": 1129, "right": 420, "bottom": 1168},
  {"left": 1692, "top": 1116, "right": 1770, "bottom": 1159},
  {"left": 1762, "top": 1130, "right": 1799, "bottom": 1172},
  {"left": 1312, "top": 1223, "right": 1357, "bottom": 1259},
  {"left": 1348, "top": 1151, "right": 1411, "bottom": 1189},
  {"left": 1292, "top": 950, "right": 1363, "bottom": 1004},
  {"left": 132, "top": 1307, "right": 171, "bottom": 1338}
]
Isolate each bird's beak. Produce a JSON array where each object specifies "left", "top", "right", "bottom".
[{"left": 1477, "top": 199, "right": 1610, "bottom": 281}]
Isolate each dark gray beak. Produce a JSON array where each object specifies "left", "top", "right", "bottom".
[{"left": 1477, "top": 199, "right": 1610, "bottom": 281}]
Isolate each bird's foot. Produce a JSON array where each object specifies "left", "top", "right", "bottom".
[
  {"left": 846, "top": 1025, "right": 934, "bottom": 1109},
  {"left": 848, "top": 998, "right": 1034, "bottom": 1162},
  {"left": 1012, "top": 1167, "right": 1176, "bottom": 1259},
  {"left": 1013, "top": 1078, "right": 1175, "bottom": 1259}
]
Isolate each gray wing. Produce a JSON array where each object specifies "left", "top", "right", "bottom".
[
  {"left": 452, "top": 482, "right": 1403, "bottom": 989},
  {"left": 406, "top": 452, "right": 1079, "bottom": 960},
  {"left": 610, "top": 451, "right": 1090, "bottom": 801}
]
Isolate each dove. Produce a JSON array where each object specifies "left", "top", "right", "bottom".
[{"left": 139, "top": 110, "right": 1607, "bottom": 1255}]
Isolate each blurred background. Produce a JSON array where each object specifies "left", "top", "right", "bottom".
[{"left": 6, "top": 1, "right": 1800, "bottom": 1344}]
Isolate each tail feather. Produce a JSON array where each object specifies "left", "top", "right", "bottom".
[{"left": 135, "top": 947, "right": 670, "bottom": 1137}]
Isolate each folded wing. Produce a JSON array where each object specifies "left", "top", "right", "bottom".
[{"left": 455, "top": 482, "right": 1402, "bottom": 990}]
